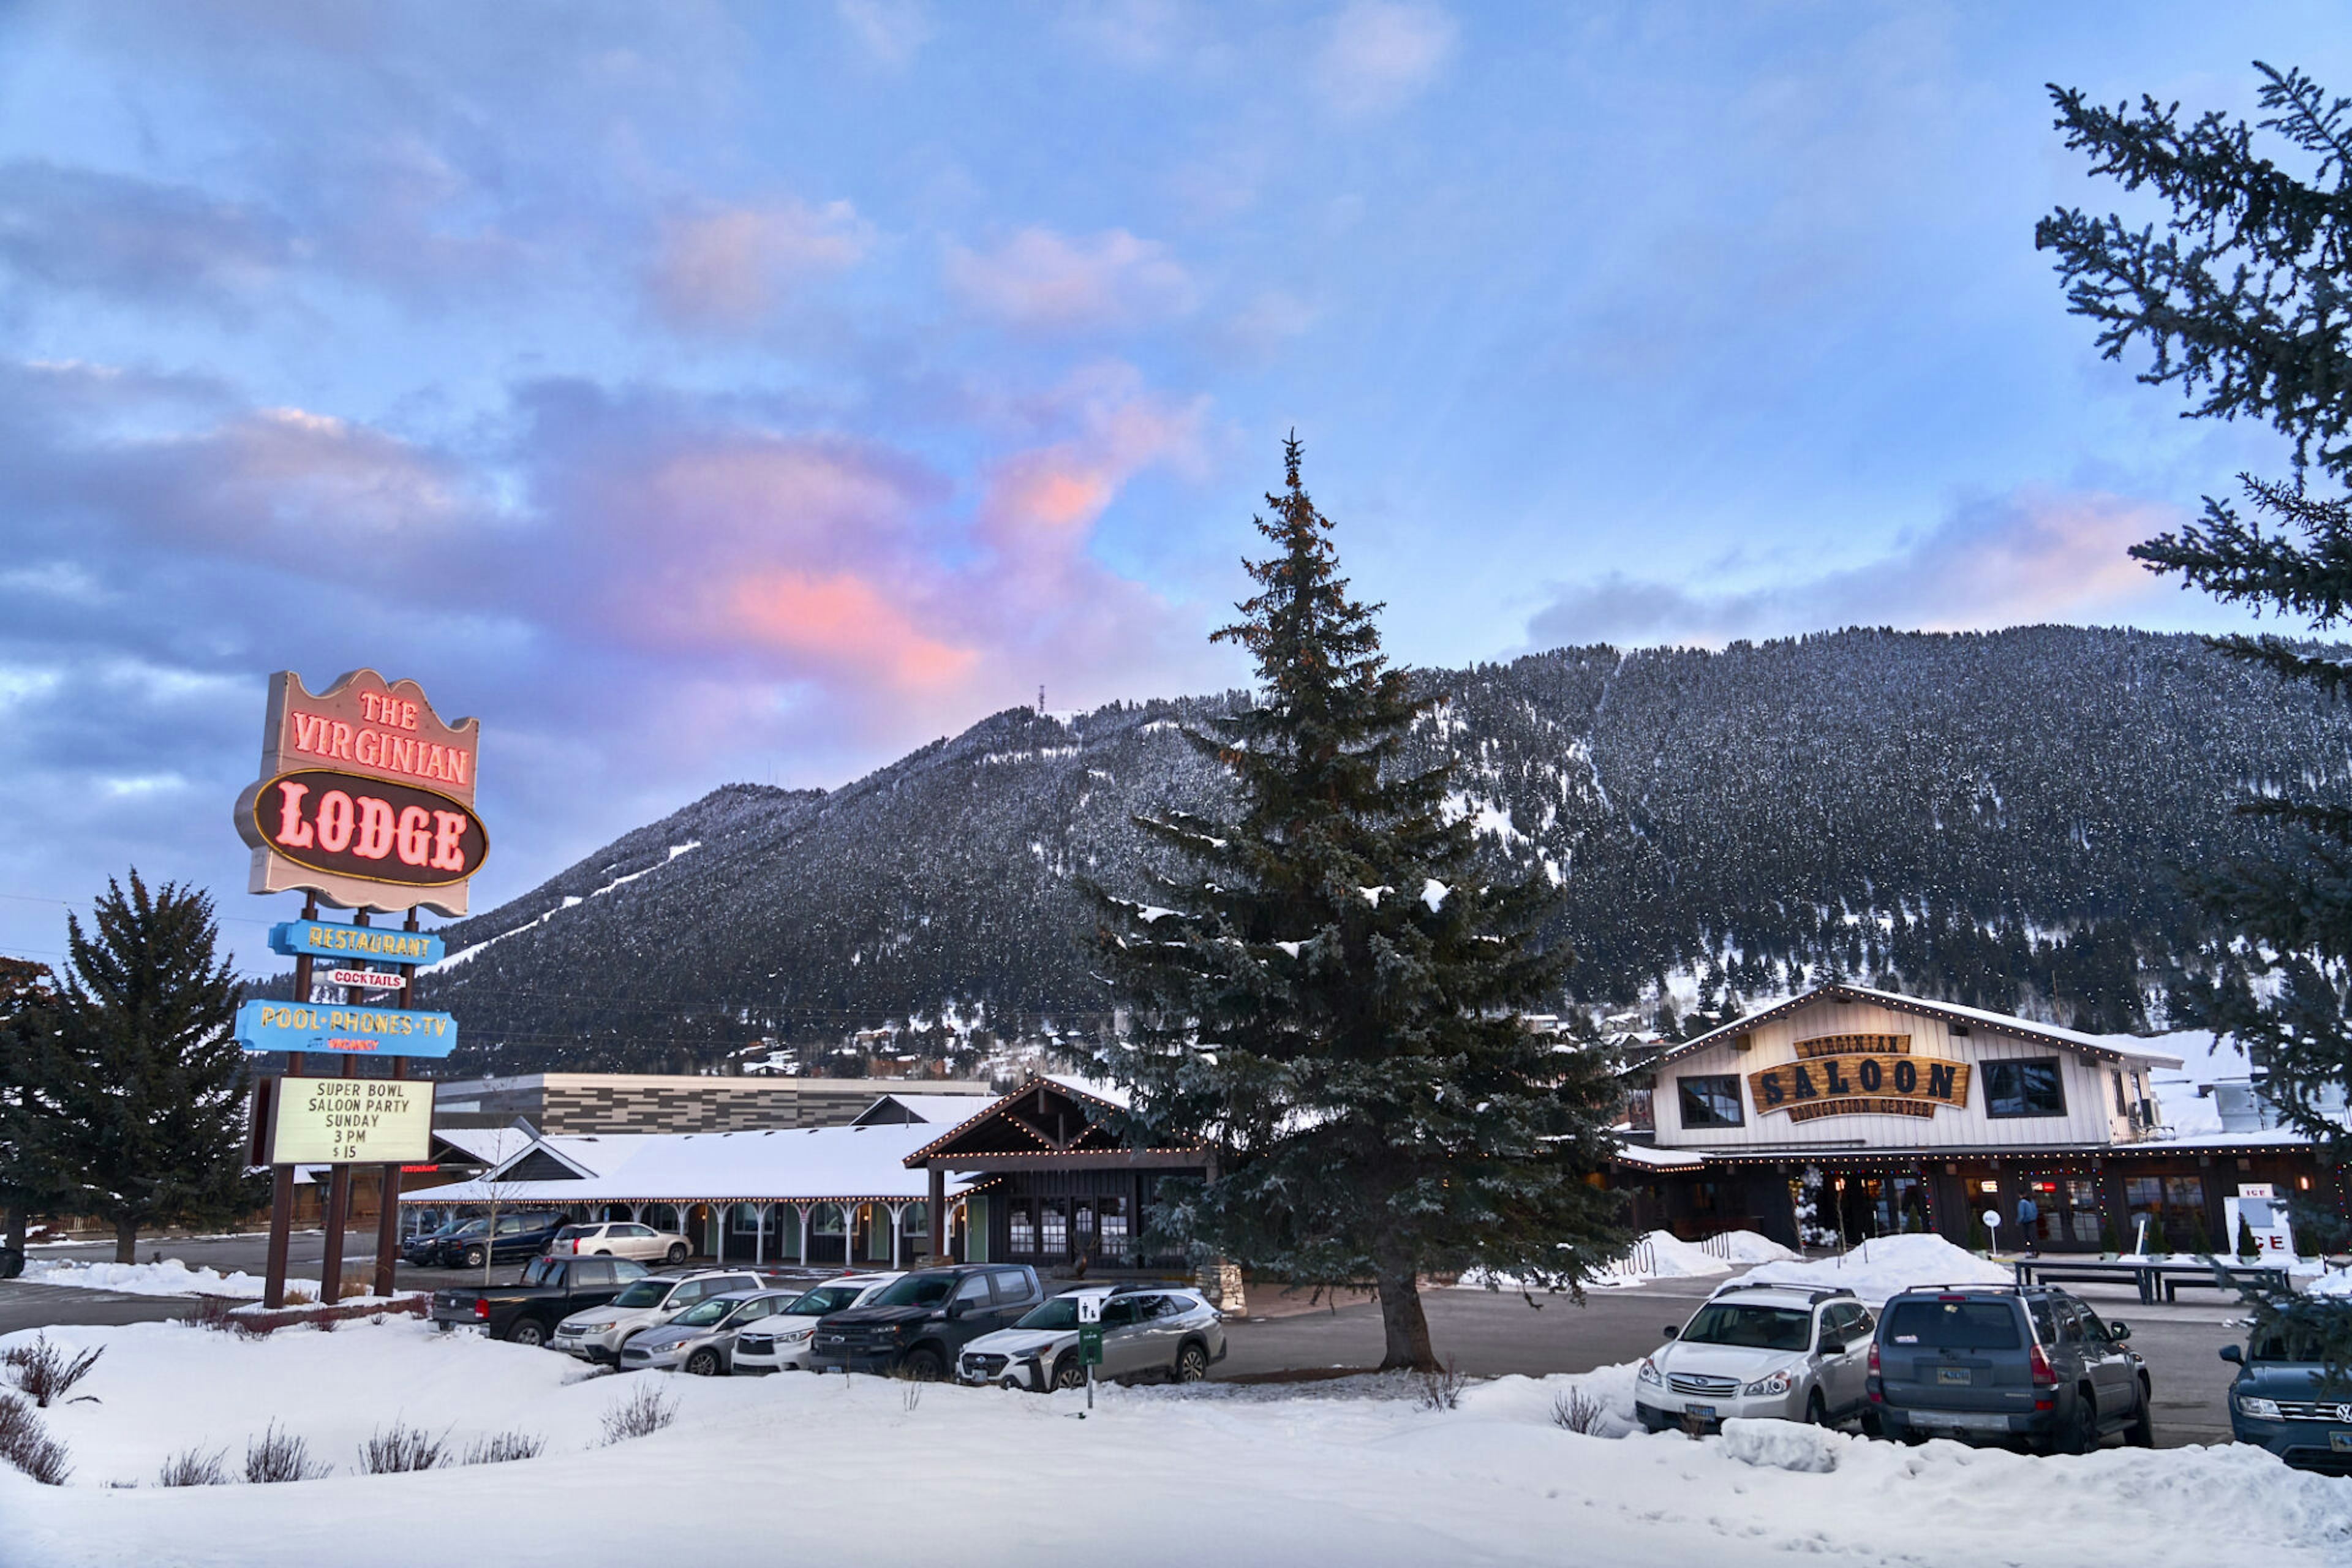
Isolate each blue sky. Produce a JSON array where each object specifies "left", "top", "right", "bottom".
[{"left": 1, "top": 2, "right": 2343, "bottom": 968}]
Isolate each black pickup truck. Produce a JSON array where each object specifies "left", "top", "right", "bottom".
[
  {"left": 807, "top": 1265, "right": 1044, "bottom": 1380},
  {"left": 428, "top": 1254, "right": 650, "bottom": 1347}
]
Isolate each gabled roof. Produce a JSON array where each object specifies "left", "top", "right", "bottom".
[
  {"left": 1652, "top": 983, "right": 2185, "bottom": 1071},
  {"left": 405, "top": 1122, "right": 968, "bottom": 1206},
  {"left": 848, "top": 1092, "right": 1007, "bottom": 1128},
  {"left": 903, "top": 1074, "right": 1188, "bottom": 1168}
]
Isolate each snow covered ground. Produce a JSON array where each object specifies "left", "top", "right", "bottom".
[
  {"left": 5, "top": 1316, "right": 2346, "bottom": 1567},
  {"left": 1457, "top": 1230, "right": 1799, "bottom": 1292},
  {"left": 16, "top": 1259, "right": 290, "bottom": 1298},
  {"left": 1736, "top": 1234, "right": 2013, "bottom": 1306}
]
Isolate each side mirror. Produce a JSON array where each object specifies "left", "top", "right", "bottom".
[
  {"left": 2106, "top": 1320, "right": 2131, "bottom": 1342},
  {"left": 945, "top": 1300, "right": 967, "bottom": 1319},
  {"left": 2219, "top": 1345, "right": 2243, "bottom": 1365},
  {"left": 1661, "top": 1325, "right": 1679, "bottom": 1340}
]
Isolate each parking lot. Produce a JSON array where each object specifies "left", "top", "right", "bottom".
[{"left": 10, "top": 1233, "right": 2247, "bottom": 1447}]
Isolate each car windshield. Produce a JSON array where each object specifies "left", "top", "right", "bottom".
[
  {"left": 1678, "top": 1302, "right": 1813, "bottom": 1351},
  {"left": 610, "top": 1280, "right": 671, "bottom": 1308},
  {"left": 672, "top": 1298, "right": 734, "bottom": 1327},
  {"left": 788, "top": 1285, "right": 867, "bottom": 1315},
  {"left": 520, "top": 1256, "right": 564, "bottom": 1286},
  {"left": 2250, "top": 1325, "right": 2334, "bottom": 1363},
  {"left": 1884, "top": 1300, "right": 2022, "bottom": 1351},
  {"left": 451, "top": 1219, "right": 488, "bottom": 1237},
  {"left": 869, "top": 1275, "right": 956, "bottom": 1308},
  {"left": 1017, "top": 1297, "right": 1094, "bottom": 1331}
]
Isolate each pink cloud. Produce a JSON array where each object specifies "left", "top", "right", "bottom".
[
  {"left": 1314, "top": 2, "right": 1458, "bottom": 118},
  {"left": 943, "top": 226, "right": 1194, "bottom": 331}
]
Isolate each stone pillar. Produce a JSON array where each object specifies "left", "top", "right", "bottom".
[{"left": 1195, "top": 1259, "right": 1246, "bottom": 1317}]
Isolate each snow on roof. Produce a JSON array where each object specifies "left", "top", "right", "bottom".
[
  {"left": 1044, "top": 1073, "right": 1129, "bottom": 1110},
  {"left": 1657, "top": 983, "right": 2187, "bottom": 1070},
  {"left": 1609, "top": 1142, "right": 1706, "bottom": 1172},
  {"left": 403, "top": 1123, "right": 970, "bottom": 1206},
  {"left": 849, "top": 1093, "right": 1001, "bottom": 1126},
  {"left": 430, "top": 1126, "right": 538, "bottom": 1166}
]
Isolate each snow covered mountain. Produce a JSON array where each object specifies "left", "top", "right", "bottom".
[{"left": 409, "top": 625, "right": 2352, "bottom": 1072}]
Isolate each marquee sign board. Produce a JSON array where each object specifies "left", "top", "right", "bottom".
[
  {"left": 232, "top": 669, "right": 484, "bottom": 916},
  {"left": 268, "top": 919, "right": 446, "bottom": 966},
  {"left": 234, "top": 998, "right": 459, "bottom": 1058},
  {"left": 1746, "top": 1034, "right": 1973, "bottom": 1123},
  {"left": 261, "top": 1076, "right": 436, "bottom": 1165}
]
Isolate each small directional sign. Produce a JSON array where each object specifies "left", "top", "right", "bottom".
[{"left": 326, "top": 968, "right": 407, "bottom": 990}]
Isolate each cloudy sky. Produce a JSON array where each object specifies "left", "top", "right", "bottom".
[{"left": 1, "top": 2, "right": 2343, "bottom": 968}]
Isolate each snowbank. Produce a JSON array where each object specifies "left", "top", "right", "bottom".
[
  {"left": 19, "top": 1259, "right": 290, "bottom": 1299},
  {"left": 1735, "top": 1234, "right": 2010, "bottom": 1306},
  {"left": 2309, "top": 1267, "right": 2352, "bottom": 1298},
  {"left": 1456, "top": 1230, "right": 1797, "bottom": 1292},
  {"left": 6, "top": 1317, "right": 2348, "bottom": 1568}
]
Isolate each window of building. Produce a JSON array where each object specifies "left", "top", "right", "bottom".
[
  {"left": 1098, "top": 1196, "right": 1129, "bottom": 1257},
  {"left": 902, "top": 1203, "right": 930, "bottom": 1238},
  {"left": 1040, "top": 1199, "right": 1069, "bottom": 1254},
  {"left": 1009, "top": 1204, "right": 1037, "bottom": 1254},
  {"left": 1983, "top": 1059, "right": 2067, "bottom": 1118},
  {"left": 1677, "top": 1075, "right": 1745, "bottom": 1129}
]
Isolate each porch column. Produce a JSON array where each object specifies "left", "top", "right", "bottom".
[
  {"left": 715, "top": 1205, "right": 726, "bottom": 1264},
  {"left": 839, "top": 1200, "right": 859, "bottom": 1265},
  {"left": 755, "top": 1204, "right": 766, "bottom": 1266},
  {"left": 796, "top": 1202, "right": 813, "bottom": 1267},
  {"left": 886, "top": 1203, "right": 906, "bottom": 1270},
  {"left": 926, "top": 1166, "right": 946, "bottom": 1265}
]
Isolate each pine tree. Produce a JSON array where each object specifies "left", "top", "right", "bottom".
[
  {"left": 1087, "top": 437, "right": 1628, "bottom": 1371},
  {"left": 2038, "top": 64, "right": 2352, "bottom": 1152},
  {"left": 0, "top": 957, "right": 67, "bottom": 1275},
  {"left": 2237, "top": 1211, "right": 2262, "bottom": 1262},
  {"left": 49, "top": 875, "right": 252, "bottom": 1262}
]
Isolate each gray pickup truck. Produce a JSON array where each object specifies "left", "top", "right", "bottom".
[{"left": 428, "top": 1253, "right": 650, "bottom": 1347}]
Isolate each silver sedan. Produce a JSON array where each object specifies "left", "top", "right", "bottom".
[{"left": 619, "top": 1289, "right": 800, "bottom": 1376}]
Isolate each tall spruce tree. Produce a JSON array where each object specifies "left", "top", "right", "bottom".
[
  {"left": 50, "top": 875, "right": 251, "bottom": 1262},
  {"left": 1087, "top": 437, "right": 1627, "bottom": 1371},
  {"left": 0, "top": 957, "right": 66, "bottom": 1276},
  {"left": 2037, "top": 64, "right": 2352, "bottom": 1152}
]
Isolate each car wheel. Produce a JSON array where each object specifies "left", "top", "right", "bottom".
[
  {"left": 1050, "top": 1354, "right": 1087, "bottom": 1392},
  {"left": 435, "top": 1321, "right": 455, "bottom": 1335},
  {"left": 901, "top": 1347, "right": 946, "bottom": 1382},
  {"left": 1860, "top": 1408, "right": 1884, "bottom": 1440},
  {"left": 1803, "top": 1389, "right": 1827, "bottom": 1427},
  {"left": 686, "top": 1348, "right": 722, "bottom": 1376},
  {"left": 2124, "top": 1379, "right": 2155, "bottom": 1448},
  {"left": 666, "top": 1243, "right": 689, "bottom": 1263},
  {"left": 1175, "top": 1342, "right": 1210, "bottom": 1384},
  {"left": 594, "top": 1250, "right": 611, "bottom": 1257},
  {"left": 462, "top": 1246, "right": 486, "bottom": 1269},
  {"left": 2063, "top": 1389, "right": 2100, "bottom": 1455},
  {"left": 506, "top": 1318, "right": 547, "bottom": 1349}
]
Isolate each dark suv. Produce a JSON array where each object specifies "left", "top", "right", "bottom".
[
  {"left": 1869, "top": 1284, "right": 2153, "bottom": 1453},
  {"left": 411, "top": 1211, "right": 569, "bottom": 1270},
  {"left": 2222, "top": 1308, "right": 2352, "bottom": 1475},
  {"left": 807, "top": 1265, "right": 1044, "bottom": 1381}
]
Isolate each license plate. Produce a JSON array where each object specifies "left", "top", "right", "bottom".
[
  {"left": 1931, "top": 1411, "right": 2008, "bottom": 1431},
  {"left": 2331, "top": 1433, "right": 2352, "bottom": 1454},
  {"left": 1936, "top": 1367, "right": 1972, "bottom": 1385},
  {"left": 1684, "top": 1404, "right": 1716, "bottom": 1419}
]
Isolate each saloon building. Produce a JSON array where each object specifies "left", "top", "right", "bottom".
[{"left": 1618, "top": 982, "right": 2339, "bottom": 1254}]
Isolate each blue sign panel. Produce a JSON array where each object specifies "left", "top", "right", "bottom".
[
  {"left": 235, "top": 999, "right": 458, "bottom": 1058},
  {"left": 267, "top": 919, "right": 445, "bottom": 967}
]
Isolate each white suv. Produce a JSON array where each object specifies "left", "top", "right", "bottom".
[
  {"left": 553, "top": 1221, "right": 692, "bottom": 1264},
  {"left": 552, "top": 1270, "right": 767, "bottom": 1365},
  {"left": 731, "top": 1272, "right": 903, "bottom": 1374},
  {"left": 1634, "top": 1281, "right": 1875, "bottom": 1432}
]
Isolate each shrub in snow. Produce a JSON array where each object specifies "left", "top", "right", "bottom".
[
  {"left": 358, "top": 1421, "right": 448, "bottom": 1474},
  {"left": 1412, "top": 1361, "right": 1469, "bottom": 1412},
  {"left": 599, "top": 1384, "right": 677, "bottom": 1446},
  {"left": 1550, "top": 1387, "right": 1607, "bottom": 1434},
  {"left": 0, "top": 1391, "right": 71, "bottom": 1485},
  {"left": 244, "top": 1422, "right": 329, "bottom": 1483},
  {"left": 2, "top": 1333, "right": 103, "bottom": 1407},
  {"left": 157, "top": 1445, "right": 229, "bottom": 1487},
  {"left": 461, "top": 1429, "right": 546, "bottom": 1466}
]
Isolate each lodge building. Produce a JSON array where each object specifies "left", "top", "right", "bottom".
[{"left": 1616, "top": 982, "right": 2338, "bottom": 1254}]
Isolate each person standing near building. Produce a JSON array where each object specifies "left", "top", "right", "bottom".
[{"left": 2015, "top": 1192, "right": 2040, "bottom": 1255}]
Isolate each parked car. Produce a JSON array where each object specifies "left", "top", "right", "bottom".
[
  {"left": 620, "top": 1288, "right": 801, "bottom": 1375},
  {"left": 957, "top": 1283, "right": 1226, "bottom": 1391},
  {"left": 732, "top": 1273, "right": 905, "bottom": 1374},
  {"left": 553, "top": 1269, "right": 771, "bottom": 1365},
  {"left": 410, "top": 1211, "right": 570, "bottom": 1270},
  {"left": 1634, "top": 1281, "right": 1875, "bottom": 1433},
  {"left": 402, "top": 1218, "right": 476, "bottom": 1267},
  {"left": 807, "top": 1265, "right": 1045, "bottom": 1380},
  {"left": 2222, "top": 1309, "right": 2352, "bottom": 1475},
  {"left": 427, "top": 1254, "right": 650, "bottom": 1347},
  {"left": 1868, "top": 1284, "right": 2152, "bottom": 1453},
  {"left": 551, "top": 1221, "right": 693, "bottom": 1265}
]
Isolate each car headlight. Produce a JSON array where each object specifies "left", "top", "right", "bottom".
[
  {"left": 1742, "top": 1370, "right": 1795, "bottom": 1397},
  {"left": 1637, "top": 1358, "right": 1662, "bottom": 1387},
  {"left": 782, "top": 1326, "right": 813, "bottom": 1342},
  {"left": 2236, "top": 1393, "right": 2283, "bottom": 1422}
]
